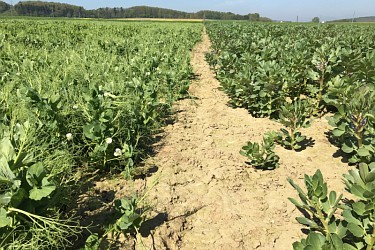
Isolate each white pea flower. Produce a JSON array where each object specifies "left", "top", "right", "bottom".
[
  {"left": 66, "top": 133, "right": 73, "bottom": 141},
  {"left": 104, "top": 92, "right": 116, "bottom": 98},
  {"left": 114, "top": 148, "right": 123, "bottom": 157},
  {"left": 15, "top": 123, "right": 21, "bottom": 128},
  {"left": 105, "top": 138, "right": 113, "bottom": 144},
  {"left": 73, "top": 104, "right": 78, "bottom": 109}
]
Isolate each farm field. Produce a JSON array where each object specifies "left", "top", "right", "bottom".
[
  {"left": 0, "top": 19, "right": 374, "bottom": 249},
  {"left": 0, "top": 19, "right": 202, "bottom": 249}
]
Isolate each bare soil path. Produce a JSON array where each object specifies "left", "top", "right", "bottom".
[{"left": 137, "top": 30, "right": 350, "bottom": 250}]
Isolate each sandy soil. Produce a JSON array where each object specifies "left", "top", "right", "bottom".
[{"left": 124, "top": 31, "right": 351, "bottom": 249}]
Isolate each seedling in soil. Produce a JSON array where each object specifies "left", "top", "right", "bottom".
[
  {"left": 240, "top": 132, "right": 280, "bottom": 170},
  {"left": 278, "top": 100, "right": 312, "bottom": 151}
]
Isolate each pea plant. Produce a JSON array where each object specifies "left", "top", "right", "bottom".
[
  {"left": 84, "top": 196, "right": 147, "bottom": 249},
  {"left": 1, "top": 20, "right": 202, "bottom": 248},
  {"left": 0, "top": 122, "right": 82, "bottom": 249}
]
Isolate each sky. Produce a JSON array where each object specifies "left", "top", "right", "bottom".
[{"left": 4, "top": 0, "right": 375, "bottom": 22}]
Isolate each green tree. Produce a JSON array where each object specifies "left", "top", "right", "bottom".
[
  {"left": 0, "top": 1, "right": 11, "bottom": 13},
  {"left": 312, "top": 16, "right": 320, "bottom": 23},
  {"left": 249, "top": 13, "right": 260, "bottom": 22}
]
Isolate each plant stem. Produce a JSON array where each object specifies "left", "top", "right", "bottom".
[
  {"left": 14, "top": 141, "right": 25, "bottom": 167},
  {"left": 290, "top": 127, "right": 295, "bottom": 149},
  {"left": 316, "top": 63, "right": 326, "bottom": 111},
  {"left": 316, "top": 203, "right": 330, "bottom": 238},
  {"left": 366, "top": 223, "right": 375, "bottom": 250},
  {"left": 357, "top": 132, "right": 363, "bottom": 148}
]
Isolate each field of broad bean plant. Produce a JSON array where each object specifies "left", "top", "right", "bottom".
[{"left": 206, "top": 22, "right": 374, "bottom": 249}]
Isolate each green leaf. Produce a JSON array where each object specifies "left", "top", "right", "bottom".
[
  {"left": 348, "top": 185, "right": 367, "bottom": 199},
  {"left": 327, "top": 222, "right": 338, "bottom": 235},
  {"left": 358, "top": 163, "right": 369, "bottom": 182},
  {"left": 239, "top": 150, "right": 248, "bottom": 157},
  {"left": 336, "top": 222, "right": 347, "bottom": 238},
  {"left": 341, "top": 143, "right": 354, "bottom": 154},
  {"left": 343, "top": 210, "right": 362, "bottom": 225},
  {"left": 0, "top": 192, "right": 12, "bottom": 206},
  {"left": 357, "top": 148, "right": 370, "bottom": 157},
  {"left": 288, "top": 197, "right": 303, "bottom": 207},
  {"left": 296, "top": 217, "right": 319, "bottom": 228},
  {"left": 85, "top": 234, "right": 102, "bottom": 250},
  {"left": 9, "top": 187, "right": 26, "bottom": 207},
  {"left": 308, "top": 70, "right": 320, "bottom": 81},
  {"left": 348, "top": 169, "right": 366, "bottom": 188},
  {"left": 293, "top": 241, "right": 304, "bottom": 250},
  {"left": 0, "top": 157, "right": 16, "bottom": 183},
  {"left": 29, "top": 182, "right": 56, "bottom": 201},
  {"left": 0, "top": 138, "right": 16, "bottom": 162},
  {"left": 83, "top": 124, "right": 101, "bottom": 141},
  {"left": 365, "top": 170, "right": 375, "bottom": 182},
  {"left": 305, "top": 246, "right": 319, "bottom": 250},
  {"left": 295, "top": 136, "right": 306, "bottom": 143},
  {"left": 0, "top": 207, "right": 11, "bottom": 228},
  {"left": 26, "top": 162, "right": 46, "bottom": 186},
  {"left": 329, "top": 234, "right": 344, "bottom": 250},
  {"left": 347, "top": 223, "right": 364, "bottom": 237},
  {"left": 306, "top": 232, "right": 325, "bottom": 249},
  {"left": 352, "top": 202, "right": 366, "bottom": 216},
  {"left": 332, "top": 129, "right": 345, "bottom": 137},
  {"left": 280, "top": 128, "right": 289, "bottom": 135},
  {"left": 288, "top": 178, "right": 309, "bottom": 204},
  {"left": 329, "top": 191, "right": 337, "bottom": 206},
  {"left": 342, "top": 243, "right": 359, "bottom": 250}
]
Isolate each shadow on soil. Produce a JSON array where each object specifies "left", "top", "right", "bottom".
[
  {"left": 325, "top": 131, "right": 350, "bottom": 164},
  {"left": 296, "top": 137, "right": 315, "bottom": 151},
  {"left": 332, "top": 149, "right": 350, "bottom": 164},
  {"left": 140, "top": 213, "right": 169, "bottom": 237},
  {"left": 140, "top": 206, "right": 206, "bottom": 238}
]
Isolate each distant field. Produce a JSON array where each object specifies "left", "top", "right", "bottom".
[{"left": 117, "top": 18, "right": 204, "bottom": 22}]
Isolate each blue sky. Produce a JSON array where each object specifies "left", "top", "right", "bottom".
[{"left": 5, "top": 0, "right": 375, "bottom": 21}]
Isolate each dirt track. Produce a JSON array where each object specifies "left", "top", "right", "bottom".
[{"left": 136, "top": 30, "right": 350, "bottom": 249}]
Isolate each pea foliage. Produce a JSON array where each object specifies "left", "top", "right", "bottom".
[{"left": 0, "top": 19, "right": 201, "bottom": 249}]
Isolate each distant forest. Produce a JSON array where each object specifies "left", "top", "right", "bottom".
[
  {"left": 331, "top": 16, "right": 375, "bottom": 22},
  {"left": 0, "top": 1, "right": 272, "bottom": 21}
]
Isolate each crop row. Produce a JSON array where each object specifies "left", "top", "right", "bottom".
[
  {"left": 0, "top": 19, "right": 202, "bottom": 248},
  {"left": 206, "top": 22, "right": 374, "bottom": 249}
]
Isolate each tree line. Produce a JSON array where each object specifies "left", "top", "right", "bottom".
[{"left": 0, "top": 1, "right": 272, "bottom": 21}]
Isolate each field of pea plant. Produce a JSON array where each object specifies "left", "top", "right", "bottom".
[
  {"left": 0, "top": 19, "right": 202, "bottom": 249},
  {"left": 206, "top": 23, "right": 375, "bottom": 249}
]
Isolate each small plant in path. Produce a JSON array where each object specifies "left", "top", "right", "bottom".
[
  {"left": 278, "top": 100, "right": 312, "bottom": 151},
  {"left": 240, "top": 132, "right": 280, "bottom": 170},
  {"left": 84, "top": 195, "right": 148, "bottom": 249}
]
